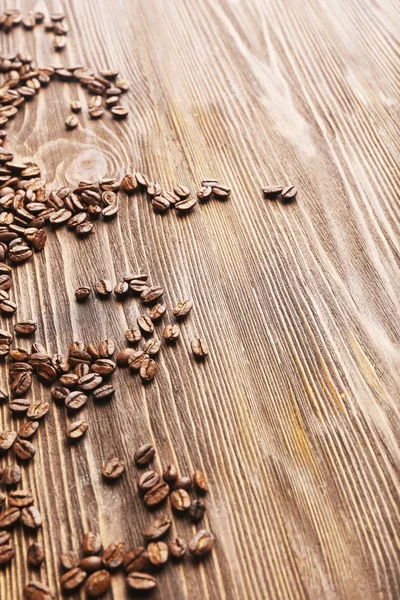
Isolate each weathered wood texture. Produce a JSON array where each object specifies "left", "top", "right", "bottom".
[{"left": 0, "top": 0, "right": 399, "bottom": 598}]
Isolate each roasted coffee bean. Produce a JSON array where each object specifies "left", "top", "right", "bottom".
[
  {"left": 116, "top": 347, "right": 136, "bottom": 367},
  {"left": 197, "top": 185, "right": 212, "bottom": 201},
  {"left": 102, "top": 204, "right": 118, "bottom": 218},
  {"left": 168, "top": 537, "right": 187, "bottom": 559},
  {"left": 75, "top": 286, "right": 91, "bottom": 301},
  {"left": 27, "top": 542, "right": 45, "bottom": 567},
  {"left": 78, "top": 373, "right": 102, "bottom": 391},
  {"left": 14, "top": 438, "right": 35, "bottom": 460},
  {"left": 10, "top": 362, "right": 33, "bottom": 375},
  {"left": 171, "top": 476, "right": 192, "bottom": 491},
  {"left": 82, "top": 531, "right": 102, "bottom": 555},
  {"left": 88, "top": 95, "right": 102, "bottom": 110},
  {"left": 189, "top": 498, "right": 206, "bottom": 522},
  {"left": 0, "top": 507, "right": 20, "bottom": 527},
  {"left": 201, "top": 178, "right": 218, "bottom": 187},
  {"left": 114, "top": 281, "right": 129, "bottom": 297},
  {"left": 128, "top": 351, "right": 145, "bottom": 371},
  {"left": 111, "top": 106, "right": 129, "bottom": 119},
  {"left": 59, "top": 373, "right": 79, "bottom": 389},
  {"left": 212, "top": 184, "right": 231, "bottom": 198},
  {"left": 91, "top": 359, "right": 116, "bottom": 376},
  {"left": 137, "top": 470, "right": 160, "bottom": 493},
  {"left": 126, "top": 572, "right": 157, "bottom": 591},
  {"left": 51, "top": 385, "right": 70, "bottom": 402},
  {"left": 0, "top": 530, "right": 9, "bottom": 544},
  {"left": 124, "top": 272, "right": 148, "bottom": 283},
  {"left": 170, "top": 489, "right": 191, "bottom": 512},
  {"left": 49, "top": 208, "right": 72, "bottom": 226},
  {"left": 11, "top": 371, "right": 32, "bottom": 396},
  {"left": 76, "top": 221, "right": 94, "bottom": 236},
  {"left": 0, "top": 544, "right": 14, "bottom": 564},
  {"left": 151, "top": 195, "right": 170, "bottom": 212},
  {"left": 52, "top": 354, "right": 70, "bottom": 374},
  {"left": 147, "top": 541, "right": 168, "bottom": 566},
  {"left": 21, "top": 506, "right": 42, "bottom": 529},
  {"left": 0, "top": 275, "right": 12, "bottom": 291},
  {"left": 98, "top": 339, "right": 115, "bottom": 358},
  {"left": 60, "top": 550, "right": 79, "bottom": 570},
  {"left": 189, "top": 529, "right": 214, "bottom": 557},
  {"left": 36, "top": 363, "right": 58, "bottom": 383},
  {"left": 65, "top": 115, "right": 78, "bottom": 129},
  {"left": 69, "top": 350, "right": 91, "bottom": 366},
  {"left": 92, "top": 384, "right": 115, "bottom": 400},
  {"left": 9, "top": 347, "right": 30, "bottom": 362},
  {"left": 123, "top": 547, "right": 148, "bottom": 572},
  {"left": 74, "top": 362, "right": 90, "bottom": 378},
  {"left": 146, "top": 182, "right": 161, "bottom": 198},
  {"left": 124, "top": 328, "right": 141, "bottom": 344},
  {"left": 143, "top": 338, "right": 161, "bottom": 356},
  {"left": 66, "top": 420, "right": 88, "bottom": 440},
  {"left": 134, "top": 172, "right": 149, "bottom": 187},
  {"left": 0, "top": 345, "right": 10, "bottom": 359},
  {"left": 9, "top": 398, "right": 30, "bottom": 414},
  {"left": 130, "top": 280, "right": 149, "bottom": 294},
  {"left": 175, "top": 197, "right": 197, "bottom": 212},
  {"left": 173, "top": 299, "right": 193, "bottom": 318},
  {"left": 79, "top": 555, "right": 102, "bottom": 573},
  {"left": 88, "top": 107, "right": 104, "bottom": 119},
  {"left": 262, "top": 185, "right": 283, "bottom": 199},
  {"left": 102, "top": 542, "right": 125, "bottom": 568},
  {"left": 144, "top": 516, "right": 171, "bottom": 541},
  {"left": 191, "top": 338, "right": 209, "bottom": 358},
  {"left": 84, "top": 570, "right": 111, "bottom": 597},
  {"left": 8, "top": 490, "right": 34, "bottom": 508},
  {"left": 102, "top": 457, "right": 125, "bottom": 480},
  {"left": 193, "top": 469, "right": 208, "bottom": 493},
  {"left": 140, "top": 355, "right": 157, "bottom": 382},
  {"left": 140, "top": 286, "right": 164, "bottom": 304},
  {"left": 60, "top": 567, "right": 87, "bottom": 590},
  {"left": 23, "top": 581, "right": 53, "bottom": 600},
  {"left": 0, "top": 329, "right": 12, "bottom": 345},
  {"left": 70, "top": 342, "right": 85, "bottom": 355},
  {"left": 147, "top": 303, "right": 166, "bottom": 321},
  {"left": 65, "top": 391, "right": 88, "bottom": 411},
  {"left": 137, "top": 314, "right": 154, "bottom": 334},
  {"left": 2, "top": 464, "right": 21, "bottom": 485},
  {"left": 87, "top": 344, "right": 100, "bottom": 360},
  {"left": 163, "top": 464, "right": 178, "bottom": 483},
  {"left": 94, "top": 279, "right": 112, "bottom": 297},
  {"left": 0, "top": 494, "right": 5, "bottom": 508},
  {"left": 134, "top": 444, "right": 155, "bottom": 466},
  {"left": 173, "top": 185, "right": 190, "bottom": 199},
  {"left": 144, "top": 482, "right": 170, "bottom": 507},
  {"left": 280, "top": 185, "right": 298, "bottom": 202},
  {"left": 18, "top": 421, "right": 39, "bottom": 439},
  {"left": 14, "top": 320, "right": 37, "bottom": 335},
  {"left": 70, "top": 100, "right": 82, "bottom": 112},
  {"left": 27, "top": 399, "right": 50, "bottom": 420},
  {"left": 121, "top": 174, "right": 138, "bottom": 194},
  {"left": 0, "top": 430, "right": 17, "bottom": 451}
]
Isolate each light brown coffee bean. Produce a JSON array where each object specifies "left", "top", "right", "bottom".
[
  {"left": 134, "top": 444, "right": 155, "bottom": 465},
  {"left": 144, "top": 517, "right": 171, "bottom": 541},
  {"left": 122, "top": 547, "right": 148, "bottom": 573},
  {"left": 137, "top": 315, "right": 154, "bottom": 334},
  {"left": 27, "top": 400, "right": 50, "bottom": 420},
  {"left": 65, "top": 115, "right": 78, "bottom": 130},
  {"left": 172, "top": 299, "right": 193, "bottom": 318},
  {"left": 23, "top": 581, "right": 54, "bottom": 600},
  {"left": 262, "top": 185, "right": 283, "bottom": 199},
  {"left": 2, "top": 464, "right": 21, "bottom": 485},
  {"left": 82, "top": 532, "right": 102, "bottom": 555},
  {"left": 173, "top": 185, "right": 190, "bottom": 199},
  {"left": 13, "top": 438, "right": 35, "bottom": 460},
  {"left": 143, "top": 482, "right": 170, "bottom": 507},
  {"left": 8, "top": 490, "right": 34, "bottom": 508},
  {"left": 124, "top": 328, "right": 141, "bottom": 344},
  {"left": 65, "top": 391, "right": 88, "bottom": 411},
  {"left": 0, "top": 430, "right": 17, "bottom": 451},
  {"left": 116, "top": 348, "right": 136, "bottom": 367},
  {"left": 140, "top": 355, "right": 157, "bottom": 382},
  {"left": 163, "top": 464, "right": 178, "bottom": 483},
  {"left": 66, "top": 420, "right": 88, "bottom": 440},
  {"left": 170, "top": 489, "right": 191, "bottom": 512},
  {"left": 140, "top": 286, "right": 164, "bottom": 304},
  {"left": 21, "top": 506, "right": 42, "bottom": 529},
  {"left": 18, "top": 421, "right": 39, "bottom": 439},
  {"left": 147, "top": 303, "right": 166, "bottom": 321},
  {"left": 102, "top": 457, "right": 125, "bottom": 480},
  {"left": 128, "top": 351, "right": 145, "bottom": 371},
  {"left": 27, "top": 542, "right": 45, "bottom": 567},
  {"left": 102, "top": 542, "right": 125, "bottom": 568},
  {"left": 212, "top": 184, "right": 231, "bottom": 198},
  {"left": 94, "top": 279, "right": 112, "bottom": 297},
  {"left": 0, "top": 544, "right": 14, "bottom": 565},
  {"left": 168, "top": 537, "right": 187, "bottom": 559},
  {"left": 280, "top": 185, "right": 298, "bottom": 202},
  {"left": 137, "top": 470, "right": 160, "bottom": 493},
  {"left": 79, "top": 555, "right": 102, "bottom": 573},
  {"left": 126, "top": 571, "right": 157, "bottom": 591},
  {"left": 75, "top": 286, "right": 91, "bottom": 301},
  {"left": 60, "top": 550, "right": 79, "bottom": 570},
  {"left": 14, "top": 321, "right": 37, "bottom": 335},
  {"left": 143, "top": 338, "right": 161, "bottom": 356},
  {"left": 171, "top": 476, "right": 192, "bottom": 491},
  {"left": 175, "top": 197, "right": 197, "bottom": 212},
  {"left": 78, "top": 373, "right": 102, "bottom": 391},
  {"left": 163, "top": 324, "right": 180, "bottom": 341},
  {"left": 0, "top": 507, "right": 20, "bottom": 528},
  {"left": 147, "top": 541, "right": 168, "bottom": 566},
  {"left": 60, "top": 567, "right": 87, "bottom": 590},
  {"left": 191, "top": 338, "right": 209, "bottom": 358},
  {"left": 188, "top": 529, "right": 214, "bottom": 557},
  {"left": 193, "top": 469, "right": 208, "bottom": 493}
]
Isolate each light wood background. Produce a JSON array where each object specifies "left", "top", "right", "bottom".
[{"left": 0, "top": 0, "right": 399, "bottom": 598}]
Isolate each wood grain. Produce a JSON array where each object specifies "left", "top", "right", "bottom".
[{"left": 0, "top": 0, "right": 399, "bottom": 598}]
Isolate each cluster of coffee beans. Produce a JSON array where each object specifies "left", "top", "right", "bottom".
[
  {"left": 262, "top": 185, "right": 298, "bottom": 203},
  {"left": 0, "top": 10, "right": 68, "bottom": 51}
]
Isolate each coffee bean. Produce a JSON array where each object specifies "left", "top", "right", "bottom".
[
  {"left": 66, "top": 420, "right": 88, "bottom": 440},
  {"left": 76, "top": 221, "right": 94, "bottom": 236},
  {"left": 152, "top": 195, "right": 170, "bottom": 212},
  {"left": 163, "top": 464, "right": 178, "bottom": 483},
  {"left": 130, "top": 280, "right": 149, "bottom": 294},
  {"left": 124, "top": 272, "right": 149, "bottom": 283},
  {"left": 147, "top": 182, "right": 162, "bottom": 198},
  {"left": 280, "top": 185, "right": 298, "bottom": 202},
  {"left": 102, "top": 204, "right": 118, "bottom": 218},
  {"left": 212, "top": 184, "right": 231, "bottom": 199},
  {"left": 171, "top": 476, "right": 192, "bottom": 491},
  {"left": 23, "top": 581, "right": 54, "bottom": 600},
  {"left": 0, "top": 275, "right": 12, "bottom": 290},
  {"left": 143, "top": 338, "right": 161, "bottom": 356},
  {"left": 173, "top": 299, "right": 193, "bottom": 318},
  {"left": 121, "top": 174, "right": 138, "bottom": 194},
  {"left": 74, "top": 362, "right": 89, "bottom": 378},
  {"left": 102, "top": 542, "right": 125, "bottom": 568},
  {"left": 168, "top": 537, "right": 187, "bottom": 559},
  {"left": 0, "top": 329, "right": 12, "bottom": 345},
  {"left": 75, "top": 286, "right": 91, "bottom": 301},
  {"left": 8, "top": 490, "right": 34, "bottom": 508},
  {"left": 70, "top": 100, "right": 81, "bottom": 112},
  {"left": 170, "top": 489, "right": 191, "bottom": 512},
  {"left": 50, "top": 208, "right": 73, "bottom": 226},
  {"left": 197, "top": 186, "right": 212, "bottom": 201},
  {"left": 140, "top": 355, "right": 157, "bottom": 382},
  {"left": 36, "top": 363, "right": 57, "bottom": 383},
  {"left": 102, "top": 457, "right": 125, "bottom": 480},
  {"left": 191, "top": 338, "right": 209, "bottom": 358},
  {"left": 79, "top": 555, "right": 102, "bottom": 573},
  {"left": 137, "top": 314, "right": 154, "bottom": 334},
  {"left": 69, "top": 350, "right": 91, "bottom": 366},
  {"left": 21, "top": 505, "right": 42, "bottom": 529},
  {"left": 78, "top": 373, "right": 103, "bottom": 391},
  {"left": 0, "top": 530, "right": 10, "bottom": 544},
  {"left": 27, "top": 542, "right": 45, "bottom": 567},
  {"left": 201, "top": 178, "right": 218, "bottom": 187},
  {"left": 144, "top": 481, "right": 170, "bottom": 507},
  {"left": 60, "top": 567, "right": 87, "bottom": 590},
  {"left": 193, "top": 469, "right": 208, "bottom": 493},
  {"left": 53, "top": 354, "right": 70, "bottom": 374},
  {"left": 0, "top": 429, "right": 17, "bottom": 451},
  {"left": 0, "top": 345, "right": 10, "bottom": 359},
  {"left": 140, "top": 286, "right": 164, "bottom": 304},
  {"left": 98, "top": 339, "right": 115, "bottom": 358},
  {"left": 14, "top": 320, "right": 37, "bottom": 335},
  {"left": 9, "top": 397, "right": 30, "bottom": 414},
  {"left": 114, "top": 281, "right": 129, "bottom": 297},
  {"left": 82, "top": 531, "right": 102, "bottom": 555},
  {"left": 0, "top": 507, "right": 20, "bottom": 527},
  {"left": 175, "top": 197, "right": 197, "bottom": 212},
  {"left": 123, "top": 547, "right": 148, "bottom": 572},
  {"left": 59, "top": 373, "right": 79, "bottom": 389},
  {"left": 126, "top": 572, "right": 157, "bottom": 591},
  {"left": 14, "top": 438, "right": 35, "bottom": 460},
  {"left": 137, "top": 470, "right": 160, "bottom": 493},
  {"left": 91, "top": 358, "right": 116, "bottom": 376},
  {"left": 111, "top": 106, "right": 129, "bottom": 119},
  {"left": 128, "top": 350, "right": 145, "bottom": 371},
  {"left": 0, "top": 494, "right": 5, "bottom": 508},
  {"left": 163, "top": 324, "right": 180, "bottom": 341},
  {"left": 124, "top": 328, "right": 141, "bottom": 344},
  {"left": 27, "top": 399, "right": 50, "bottom": 420},
  {"left": 51, "top": 385, "right": 70, "bottom": 402},
  {"left": 147, "top": 541, "right": 168, "bottom": 566},
  {"left": 92, "top": 384, "right": 115, "bottom": 400},
  {"left": 94, "top": 279, "right": 112, "bottom": 297},
  {"left": 0, "top": 544, "right": 14, "bottom": 564},
  {"left": 84, "top": 570, "right": 111, "bottom": 597},
  {"left": 134, "top": 172, "right": 149, "bottom": 187},
  {"left": 173, "top": 185, "right": 190, "bottom": 199},
  {"left": 88, "top": 95, "right": 102, "bottom": 110},
  {"left": 189, "top": 529, "right": 214, "bottom": 557},
  {"left": 11, "top": 371, "right": 32, "bottom": 396},
  {"left": 262, "top": 185, "right": 283, "bottom": 199},
  {"left": 18, "top": 421, "right": 39, "bottom": 439},
  {"left": 189, "top": 498, "right": 206, "bottom": 522},
  {"left": 9, "top": 346, "right": 30, "bottom": 362},
  {"left": 2, "top": 464, "right": 21, "bottom": 485},
  {"left": 89, "top": 107, "right": 104, "bottom": 119},
  {"left": 65, "top": 391, "right": 88, "bottom": 411},
  {"left": 134, "top": 444, "right": 155, "bottom": 466},
  {"left": 65, "top": 115, "right": 78, "bottom": 129},
  {"left": 116, "top": 348, "right": 136, "bottom": 367},
  {"left": 147, "top": 303, "right": 166, "bottom": 321},
  {"left": 144, "top": 516, "right": 171, "bottom": 541},
  {"left": 60, "top": 550, "right": 79, "bottom": 570}
]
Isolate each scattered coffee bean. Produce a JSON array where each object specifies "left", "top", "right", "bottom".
[
  {"left": 197, "top": 185, "right": 212, "bottom": 201},
  {"left": 0, "top": 543, "right": 14, "bottom": 565},
  {"left": 134, "top": 444, "right": 155, "bottom": 466},
  {"left": 147, "top": 303, "right": 166, "bottom": 321},
  {"left": 143, "top": 481, "right": 170, "bottom": 507},
  {"left": 65, "top": 115, "right": 78, "bottom": 129},
  {"left": 111, "top": 106, "right": 129, "bottom": 119},
  {"left": 140, "top": 355, "right": 157, "bottom": 382},
  {"left": 171, "top": 476, "right": 192, "bottom": 491},
  {"left": 23, "top": 581, "right": 54, "bottom": 600},
  {"left": 75, "top": 286, "right": 91, "bottom": 301},
  {"left": 9, "top": 397, "right": 30, "bottom": 414},
  {"left": 173, "top": 299, "right": 193, "bottom": 318},
  {"left": 193, "top": 469, "right": 208, "bottom": 493},
  {"left": 128, "top": 350, "right": 145, "bottom": 371},
  {"left": 8, "top": 490, "right": 34, "bottom": 508},
  {"left": 121, "top": 174, "right": 138, "bottom": 194},
  {"left": 91, "top": 358, "right": 116, "bottom": 376},
  {"left": 92, "top": 384, "right": 115, "bottom": 400},
  {"left": 27, "top": 399, "right": 50, "bottom": 420},
  {"left": 102, "top": 457, "right": 125, "bottom": 480},
  {"left": 66, "top": 420, "right": 88, "bottom": 440},
  {"left": 78, "top": 373, "right": 102, "bottom": 391},
  {"left": 262, "top": 185, "right": 283, "bottom": 199},
  {"left": 14, "top": 438, "right": 35, "bottom": 460},
  {"left": 188, "top": 529, "right": 214, "bottom": 557},
  {"left": 163, "top": 464, "right": 178, "bottom": 483},
  {"left": 84, "top": 569, "right": 111, "bottom": 597},
  {"left": 168, "top": 537, "right": 187, "bottom": 559},
  {"left": 123, "top": 547, "right": 148, "bottom": 573},
  {"left": 70, "top": 100, "right": 82, "bottom": 112},
  {"left": 152, "top": 195, "right": 170, "bottom": 212},
  {"left": 2, "top": 464, "right": 21, "bottom": 485},
  {"left": 212, "top": 184, "right": 231, "bottom": 199},
  {"left": 126, "top": 571, "right": 157, "bottom": 591},
  {"left": 170, "top": 489, "right": 191, "bottom": 512},
  {"left": 65, "top": 390, "right": 88, "bottom": 411},
  {"left": 143, "top": 338, "right": 161, "bottom": 356},
  {"left": 137, "top": 314, "right": 154, "bottom": 334},
  {"left": 173, "top": 185, "right": 190, "bottom": 199},
  {"left": 82, "top": 531, "right": 102, "bottom": 555},
  {"left": 163, "top": 324, "right": 180, "bottom": 341},
  {"left": 102, "top": 542, "right": 125, "bottom": 568},
  {"left": 18, "top": 420, "right": 39, "bottom": 439},
  {"left": 14, "top": 320, "right": 37, "bottom": 335},
  {"left": 124, "top": 327, "right": 141, "bottom": 343},
  {"left": 60, "top": 567, "right": 87, "bottom": 590},
  {"left": 60, "top": 550, "right": 79, "bottom": 570},
  {"left": 116, "top": 347, "right": 136, "bottom": 367},
  {"left": 147, "top": 541, "right": 168, "bottom": 566},
  {"left": 79, "top": 555, "right": 103, "bottom": 573},
  {"left": 144, "top": 516, "right": 171, "bottom": 541},
  {"left": 0, "top": 507, "right": 20, "bottom": 527},
  {"left": 201, "top": 178, "right": 218, "bottom": 187},
  {"left": 21, "top": 505, "right": 42, "bottom": 529},
  {"left": 137, "top": 470, "right": 160, "bottom": 494},
  {"left": 189, "top": 498, "right": 206, "bottom": 522},
  {"left": 280, "top": 185, "right": 298, "bottom": 202},
  {"left": 175, "top": 197, "right": 197, "bottom": 212},
  {"left": 114, "top": 281, "right": 129, "bottom": 297},
  {"left": 94, "top": 279, "right": 112, "bottom": 297},
  {"left": 0, "top": 429, "right": 17, "bottom": 451},
  {"left": 27, "top": 542, "right": 45, "bottom": 567},
  {"left": 191, "top": 338, "right": 209, "bottom": 358}
]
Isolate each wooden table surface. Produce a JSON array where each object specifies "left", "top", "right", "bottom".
[{"left": 1, "top": 0, "right": 399, "bottom": 598}]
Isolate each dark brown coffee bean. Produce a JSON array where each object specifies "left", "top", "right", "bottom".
[
  {"left": 143, "top": 338, "right": 161, "bottom": 356},
  {"left": 134, "top": 444, "right": 155, "bottom": 465},
  {"left": 30, "top": 352, "right": 51, "bottom": 367},
  {"left": 116, "top": 348, "right": 136, "bottom": 367},
  {"left": 51, "top": 385, "right": 70, "bottom": 401},
  {"left": 0, "top": 275, "right": 12, "bottom": 291},
  {"left": 59, "top": 373, "right": 79, "bottom": 389},
  {"left": 11, "top": 371, "right": 32, "bottom": 396},
  {"left": 74, "top": 362, "right": 89, "bottom": 378},
  {"left": 86, "top": 344, "right": 100, "bottom": 360},
  {"left": 111, "top": 106, "right": 129, "bottom": 119},
  {"left": 60, "top": 567, "right": 87, "bottom": 590},
  {"left": 8, "top": 490, "right": 34, "bottom": 508},
  {"left": 79, "top": 555, "right": 102, "bottom": 573},
  {"left": 137, "top": 470, "right": 160, "bottom": 493},
  {"left": 163, "top": 464, "right": 178, "bottom": 483},
  {"left": 0, "top": 543, "right": 14, "bottom": 564},
  {"left": 171, "top": 476, "right": 192, "bottom": 491},
  {"left": 170, "top": 489, "right": 191, "bottom": 512},
  {"left": 92, "top": 384, "right": 115, "bottom": 400},
  {"left": 31, "top": 343, "right": 47, "bottom": 354},
  {"left": 151, "top": 195, "right": 170, "bottom": 212},
  {"left": 193, "top": 469, "right": 208, "bottom": 493},
  {"left": 65, "top": 115, "right": 78, "bottom": 130},
  {"left": 9, "top": 398, "right": 30, "bottom": 414},
  {"left": 66, "top": 420, "right": 88, "bottom": 440},
  {"left": 212, "top": 184, "right": 231, "bottom": 198},
  {"left": 94, "top": 279, "right": 112, "bottom": 297},
  {"left": 9, "top": 346, "right": 30, "bottom": 362},
  {"left": 173, "top": 185, "right": 190, "bottom": 199},
  {"left": 0, "top": 345, "right": 9, "bottom": 359},
  {"left": 36, "top": 363, "right": 58, "bottom": 383},
  {"left": 52, "top": 354, "right": 70, "bottom": 374},
  {"left": 21, "top": 505, "right": 42, "bottom": 529},
  {"left": 262, "top": 185, "right": 283, "bottom": 199},
  {"left": 163, "top": 324, "right": 180, "bottom": 342},
  {"left": 124, "top": 328, "right": 141, "bottom": 344},
  {"left": 84, "top": 570, "right": 111, "bottom": 597},
  {"left": 173, "top": 299, "right": 193, "bottom": 318},
  {"left": 0, "top": 494, "right": 5, "bottom": 508},
  {"left": 191, "top": 338, "right": 209, "bottom": 358},
  {"left": 14, "top": 438, "right": 35, "bottom": 460},
  {"left": 27, "top": 399, "right": 50, "bottom": 420},
  {"left": 168, "top": 537, "right": 187, "bottom": 559},
  {"left": 147, "top": 541, "right": 168, "bottom": 566},
  {"left": 82, "top": 531, "right": 102, "bottom": 555},
  {"left": 189, "top": 498, "right": 206, "bottom": 522},
  {"left": 79, "top": 373, "right": 102, "bottom": 390},
  {"left": 280, "top": 185, "right": 298, "bottom": 202},
  {"left": 91, "top": 359, "right": 116, "bottom": 376},
  {"left": 123, "top": 547, "right": 148, "bottom": 572},
  {"left": 65, "top": 391, "right": 88, "bottom": 411},
  {"left": 14, "top": 320, "right": 37, "bottom": 335},
  {"left": 140, "top": 355, "right": 157, "bottom": 382},
  {"left": 0, "top": 329, "right": 12, "bottom": 345},
  {"left": 137, "top": 314, "right": 154, "bottom": 334},
  {"left": 113, "top": 281, "right": 129, "bottom": 297},
  {"left": 0, "top": 530, "right": 9, "bottom": 544},
  {"left": 75, "top": 286, "right": 91, "bottom": 301},
  {"left": 0, "top": 507, "right": 20, "bottom": 527},
  {"left": 23, "top": 581, "right": 54, "bottom": 600},
  {"left": 144, "top": 517, "right": 171, "bottom": 541},
  {"left": 0, "top": 429, "right": 17, "bottom": 451},
  {"left": 60, "top": 550, "right": 79, "bottom": 570},
  {"left": 175, "top": 197, "right": 197, "bottom": 212},
  {"left": 18, "top": 421, "right": 39, "bottom": 439},
  {"left": 102, "top": 457, "right": 125, "bottom": 480},
  {"left": 126, "top": 572, "right": 157, "bottom": 591},
  {"left": 144, "top": 482, "right": 170, "bottom": 507},
  {"left": 121, "top": 174, "right": 138, "bottom": 194},
  {"left": 140, "top": 286, "right": 164, "bottom": 304},
  {"left": 69, "top": 350, "right": 91, "bottom": 366},
  {"left": 128, "top": 351, "right": 145, "bottom": 371},
  {"left": 188, "top": 529, "right": 214, "bottom": 557},
  {"left": 2, "top": 464, "right": 21, "bottom": 485},
  {"left": 197, "top": 186, "right": 212, "bottom": 201},
  {"left": 102, "top": 542, "right": 125, "bottom": 568},
  {"left": 27, "top": 542, "right": 45, "bottom": 567},
  {"left": 98, "top": 339, "right": 115, "bottom": 358}
]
